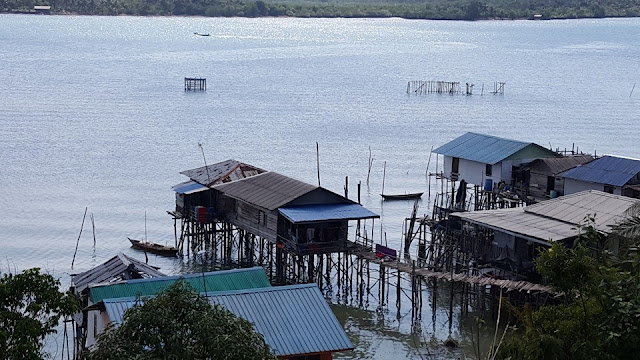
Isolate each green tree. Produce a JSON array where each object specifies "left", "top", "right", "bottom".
[
  {"left": 0, "top": 268, "right": 79, "bottom": 360},
  {"left": 88, "top": 280, "right": 276, "bottom": 359},
  {"left": 498, "top": 217, "right": 640, "bottom": 360}
]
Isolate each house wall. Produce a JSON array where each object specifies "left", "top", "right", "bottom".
[
  {"left": 492, "top": 231, "right": 536, "bottom": 270},
  {"left": 527, "top": 172, "right": 548, "bottom": 199},
  {"left": 563, "top": 179, "right": 621, "bottom": 195},
  {"left": 84, "top": 309, "right": 110, "bottom": 348},
  {"left": 281, "top": 351, "right": 333, "bottom": 359},
  {"left": 228, "top": 201, "right": 278, "bottom": 240},
  {"left": 528, "top": 172, "right": 567, "bottom": 199},
  {"left": 285, "top": 188, "right": 350, "bottom": 207},
  {"left": 177, "top": 190, "right": 216, "bottom": 214},
  {"left": 443, "top": 155, "right": 553, "bottom": 188},
  {"left": 443, "top": 156, "right": 500, "bottom": 186}
]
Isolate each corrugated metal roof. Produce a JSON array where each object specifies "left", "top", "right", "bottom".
[
  {"left": 171, "top": 180, "right": 209, "bottom": 194},
  {"left": 524, "top": 190, "right": 639, "bottom": 231},
  {"left": 102, "top": 284, "right": 353, "bottom": 356},
  {"left": 180, "top": 159, "right": 266, "bottom": 187},
  {"left": 90, "top": 267, "right": 270, "bottom": 303},
  {"left": 433, "top": 132, "right": 556, "bottom": 164},
  {"left": 214, "top": 172, "right": 318, "bottom": 211},
  {"left": 455, "top": 208, "right": 577, "bottom": 243},
  {"left": 560, "top": 155, "right": 640, "bottom": 186},
  {"left": 70, "top": 253, "right": 165, "bottom": 294},
  {"left": 525, "top": 155, "right": 594, "bottom": 175},
  {"left": 454, "top": 190, "right": 640, "bottom": 242},
  {"left": 279, "top": 203, "right": 379, "bottom": 223}
]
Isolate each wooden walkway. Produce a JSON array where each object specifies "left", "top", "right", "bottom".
[{"left": 353, "top": 250, "right": 554, "bottom": 294}]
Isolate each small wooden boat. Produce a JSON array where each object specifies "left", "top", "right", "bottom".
[
  {"left": 128, "top": 238, "right": 178, "bottom": 257},
  {"left": 379, "top": 161, "right": 423, "bottom": 200},
  {"left": 381, "top": 192, "right": 423, "bottom": 200}
]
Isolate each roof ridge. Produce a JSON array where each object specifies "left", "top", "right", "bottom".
[
  {"left": 466, "top": 131, "right": 531, "bottom": 145},
  {"left": 99, "top": 283, "right": 317, "bottom": 304}
]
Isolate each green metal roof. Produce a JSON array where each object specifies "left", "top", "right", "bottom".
[{"left": 89, "top": 267, "right": 271, "bottom": 303}]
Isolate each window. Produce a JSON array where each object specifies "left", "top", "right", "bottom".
[
  {"left": 485, "top": 164, "right": 492, "bottom": 177},
  {"left": 546, "top": 176, "right": 555, "bottom": 193},
  {"left": 604, "top": 185, "right": 615, "bottom": 194},
  {"left": 258, "top": 210, "right": 267, "bottom": 226},
  {"left": 452, "top": 157, "right": 460, "bottom": 174}
]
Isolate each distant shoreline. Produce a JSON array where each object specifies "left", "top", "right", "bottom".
[
  {"left": 2, "top": 0, "right": 638, "bottom": 23},
  {"left": 1, "top": 11, "right": 634, "bottom": 21}
]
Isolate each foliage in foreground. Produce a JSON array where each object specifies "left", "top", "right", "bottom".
[
  {"left": 497, "top": 217, "right": 640, "bottom": 360},
  {"left": 0, "top": 268, "right": 79, "bottom": 360},
  {"left": 2, "top": 0, "right": 640, "bottom": 20},
  {"left": 88, "top": 280, "right": 276, "bottom": 360}
]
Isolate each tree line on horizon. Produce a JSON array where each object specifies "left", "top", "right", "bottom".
[{"left": 2, "top": 0, "right": 640, "bottom": 20}]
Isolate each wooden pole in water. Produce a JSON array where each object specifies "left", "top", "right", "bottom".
[
  {"left": 316, "top": 142, "right": 321, "bottom": 187},
  {"left": 382, "top": 161, "right": 387, "bottom": 196},
  {"left": 367, "top": 146, "right": 373, "bottom": 186},
  {"left": 71, "top": 207, "right": 88, "bottom": 270},
  {"left": 344, "top": 176, "right": 348, "bottom": 198},
  {"left": 426, "top": 145, "right": 433, "bottom": 198}
]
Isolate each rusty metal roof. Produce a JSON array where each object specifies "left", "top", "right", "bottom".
[
  {"left": 180, "top": 159, "right": 266, "bottom": 187},
  {"left": 524, "top": 155, "right": 594, "bottom": 175},
  {"left": 213, "top": 172, "right": 318, "bottom": 210},
  {"left": 70, "top": 253, "right": 165, "bottom": 295}
]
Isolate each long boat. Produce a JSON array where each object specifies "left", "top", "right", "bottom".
[
  {"left": 381, "top": 192, "right": 423, "bottom": 200},
  {"left": 128, "top": 238, "right": 178, "bottom": 257}
]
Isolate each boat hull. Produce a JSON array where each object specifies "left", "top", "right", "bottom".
[
  {"left": 128, "top": 238, "right": 178, "bottom": 257},
  {"left": 381, "top": 192, "right": 423, "bottom": 200}
]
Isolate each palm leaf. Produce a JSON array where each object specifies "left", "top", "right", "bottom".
[{"left": 611, "top": 215, "right": 640, "bottom": 240}]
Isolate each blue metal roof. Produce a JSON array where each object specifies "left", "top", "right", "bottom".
[
  {"left": 171, "top": 180, "right": 209, "bottom": 194},
  {"left": 560, "top": 155, "right": 640, "bottom": 187},
  {"left": 433, "top": 132, "right": 552, "bottom": 165},
  {"left": 102, "top": 284, "right": 353, "bottom": 357},
  {"left": 279, "top": 203, "right": 379, "bottom": 223}
]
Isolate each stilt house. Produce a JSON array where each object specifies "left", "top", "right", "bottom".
[
  {"left": 69, "top": 253, "right": 165, "bottom": 354},
  {"left": 171, "top": 159, "right": 266, "bottom": 215},
  {"left": 433, "top": 132, "right": 559, "bottom": 190},
  {"left": 520, "top": 155, "right": 593, "bottom": 201},
  {"left": 173, "top": 160, "right": 379, "bottom": 256},
  {"left": 450, "top": 190, "right": 639, "bottom": 276}
]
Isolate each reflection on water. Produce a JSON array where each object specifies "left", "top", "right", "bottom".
[
  {"left": 332, "top": 304, "right": 464, "bottom": 360},
  {"left": 2, "top": 14, "right": 640, "bottom": 359}
]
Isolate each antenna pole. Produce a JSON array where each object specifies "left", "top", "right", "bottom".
[
  {"left": 198, "top": 142, "right": 211, "bottom": 185},
  {"left": 316, "top": 142, "right": 321, "bottom": 187}
]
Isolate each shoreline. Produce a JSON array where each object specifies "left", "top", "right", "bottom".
[{"left": 0, "top": 10, "right": 635, "bottom": 22}]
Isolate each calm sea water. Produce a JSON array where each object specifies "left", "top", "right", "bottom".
[{"left": 1, "top": 14, "right": 640, "bottom": 359}]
